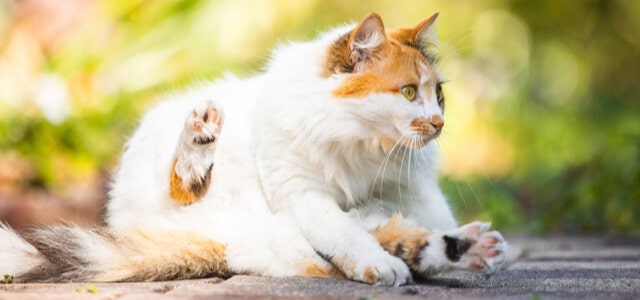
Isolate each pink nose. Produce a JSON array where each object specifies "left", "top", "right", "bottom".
[{"left": 430, "top": 115, "right": 444, "bottom": 132}]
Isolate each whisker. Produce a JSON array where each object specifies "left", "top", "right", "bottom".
[
  {"left": 369, "top": 135, "right": 405, "bottom": 202},
  {"left": 481, "top": 172, "right": 498, "bottom": 191},
  {"left": 377, "top": 138, "right": 401, "bottom": 200},
  {"left": 434, "top": 138, "right": 469, "bottom": 209},
  {"left": 439, "top": 28, "right": 475, "bottom": 65},
  {"left": 453, "top": 176, "right": 468, "bottom": 209},
  {"left": 397, "top": 135, "right": 410, "bottom": 204},
  {"left": 441, "top": 28, "right": 473, "bottom": 51},
  {"left": 407, "top": 136, "right": 417, "bottom": 205},
  {"left": 437, "top": 136, "right": 496, "bottom": 216},
  {"left": 398, "top": 132, "right": 414, "bottom": 214},
  {"left": 465, "top": 179, "right": 486, "bottom": 213}
]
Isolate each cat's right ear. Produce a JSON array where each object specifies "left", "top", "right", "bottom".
[{"left": 349, "top": 13, "right": 388, "bottom": 66}]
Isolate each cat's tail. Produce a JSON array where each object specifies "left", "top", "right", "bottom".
[{"left": 0, "top": 222, "right": 231, "bottom": 282}]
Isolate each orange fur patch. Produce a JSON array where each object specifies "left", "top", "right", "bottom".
[
  {"left": 362, "top": 266, "right": 378, "bottom": 284},
  {"left": 330, "top": 255, "right": 357, "bottom": 280},
  {"left": 409, "top": 117, "right": 431, "bottom": 136},
  {"left": 322, "top": 33, "right": 353, "bottom": 77},
  {"left": 379, "top": 136, "right": 396, "bottom": 153},
  {"left": 410, "top": 115, "right": 442, "bottom": 136},
  {"left": 96, "top": 230, "right": 230, "bottom": 282},
  {"left": 327, "top": 14, "right": 442, "bottom": 99},
  {"left": 370, "top": 214, "right": 430, "bottom": 271},
  {"left": 386, "top": 13, "right": 439, "bottom": 64},
  {"left": 169, "top": 158, "right": 211, "bottom": 205},
  {"left": 331, "top": 40, "right": 427, "bottom": 99},
  {"left": 302, "top": 262, "right": 346, "bottom": 280}
]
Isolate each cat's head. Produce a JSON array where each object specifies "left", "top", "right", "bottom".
[{"left": 324, "top": 13, "right": 445, "bottom": 150}]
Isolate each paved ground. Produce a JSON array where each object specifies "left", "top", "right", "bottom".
[{"left": 1, "top": 236, "right": 639, "bottom": 299}]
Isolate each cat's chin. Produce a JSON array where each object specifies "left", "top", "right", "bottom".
[
  {"left": 379, "top": 135, "right": 435, "bottom": 153},
  {"left": 400, "top": 136, "right": 433, "bottom": 149}
]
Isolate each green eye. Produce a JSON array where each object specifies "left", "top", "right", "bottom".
[
  {"left": 401, "top": 85, "right": 417, "bottom": 101},
  {"left": 436, "top": 83, "right": 445, "bottom": 106}
]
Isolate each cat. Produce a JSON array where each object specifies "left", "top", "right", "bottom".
[{"left": 0, "top": 13, "right": 506, "bottom": 286}]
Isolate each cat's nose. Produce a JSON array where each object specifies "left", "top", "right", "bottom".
[{"left": 430, "top": 115, "right": 444, "bottom": 132}]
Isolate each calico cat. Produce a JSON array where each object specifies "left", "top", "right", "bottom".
[{"left": 0, "top": 13, "right": 506, "bottom": 286}]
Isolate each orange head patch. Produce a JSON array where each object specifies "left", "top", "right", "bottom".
[{"left": 323, "top": 13, "right": 446, "bottom": 147}]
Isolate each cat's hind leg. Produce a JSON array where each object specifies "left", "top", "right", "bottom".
[
  {"left": 169, "top": 99, "right": 224, "bottom": 205},
  {"left": 371, "top": 214, "right": 507, "bottom": 278}
]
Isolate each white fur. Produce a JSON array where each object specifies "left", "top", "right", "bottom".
[
  {"left": 0, "top": 223, "right": 45, "bottom": 276},
  {"left": 105, "top": 24, "right": 460, "bottom": 284},
  {"left": 352, "top": 30, "right": 385, "bottom": 51},
  {"left": 417, "top": 222, "right": 508, "bottom": 275},
  {"left": 174, "top": 99, "right": 223, "bottom": 183},
  {"left": 3, "top": 20, "right": 506, "bottom": 284}
]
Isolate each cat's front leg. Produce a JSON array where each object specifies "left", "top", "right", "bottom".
[
  {"left": 169, "top": 99, "right": 224, "bottom": 205},
  {"left": 288, "top": 191, "right": 412, "bottom": 286},
  {"left": 371, "top": 215, "right": 507, "bottom": 278}
]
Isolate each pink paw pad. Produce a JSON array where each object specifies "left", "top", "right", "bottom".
[
  {"left": 203, "top": 107, "right": 222, "bottom": 126},
  {"left": 446, "top": 222, "right": 507, "bottom": 274},
  {"left": 185, "top": 100, "right": 224, "bottom": 145},
  {"left": 482, "top": 236, "right": 498, "bottom": 246},
  {"left": 485, "top": 248, "right": 499, "bottom": 257}
]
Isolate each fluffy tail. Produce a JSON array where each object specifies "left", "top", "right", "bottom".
[{"left": 0, "top": 223, "right": 230, "bottom": 283}]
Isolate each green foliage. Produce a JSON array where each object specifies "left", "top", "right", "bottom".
[
  {"left": 485, "top": 0, "right": 640, "bottom": 234},
  {"left": 442, "top": 176, "right": 525, "bottom": 233},
  {"left": 74, "top": 284, "right": 98, "bottom": 293},
  {"left": 0, "top": 0, "right": 638, "bottom": 234},
  {"left": 0, "top": 95, "right": 140, "bottom": 188},
  {"left": 2, "top": 274, "right": 13, "bottom": 284}
]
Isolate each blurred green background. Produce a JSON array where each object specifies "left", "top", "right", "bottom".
[{"left": 0, "top": 0, "right": 638, "bottom": 234}]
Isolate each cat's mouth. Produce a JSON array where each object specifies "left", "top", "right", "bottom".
[
  {"left": 380, "top": 130, "right": 439, "bottom": 152},
  {"left": 380, "top": 117, "right": 442, "bottom": 152},
  {"left": 405, "top": 116, "right": 443, "bottom": 148}
]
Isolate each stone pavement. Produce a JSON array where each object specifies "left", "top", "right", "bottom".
[{"left": 1, "top": 236, "right": 639, "bottom": 299}]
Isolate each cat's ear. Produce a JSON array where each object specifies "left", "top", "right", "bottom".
[
  {"left": 414, "top": 13, "right": 439, "bottom": 49},
  {"left": 390, "top": 13, "right": 439, "bottom": 63},
  {"left": 349, "top": 13, "right": 388, "bottom": 65},
  {"left": 413, "top": 13, "right": 439, "bottom": 63}
]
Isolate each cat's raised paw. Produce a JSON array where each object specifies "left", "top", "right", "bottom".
[
  {"left": 443, "top": 222, "right": 507, "bottom": 274},
  {"left": 185, "top": 99, "right": 224, "bottom": 146}
]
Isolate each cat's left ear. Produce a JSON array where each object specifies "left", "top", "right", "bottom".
[{"left": 349, "top": 13, "right": 388, "bottom": 66}]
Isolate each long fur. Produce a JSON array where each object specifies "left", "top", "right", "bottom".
[{"left": 0, "top": 13, "right": 507, "bottom": 285}]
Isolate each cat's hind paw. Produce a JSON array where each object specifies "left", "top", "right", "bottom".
[
  {"left": 169, "top": 100, "right": 224, "bottom": 205},
  {"left": 443, "top": 222, "right": 508, "bottom": 274},
  {"left": 185, "top": 99, "right": 224, "bottom": 146}
]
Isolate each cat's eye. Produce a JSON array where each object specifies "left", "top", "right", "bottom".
[
  {"left": 401, "top": 85, "right": 417, "bottom": 101},
  {"left": 436, "top": 83, "right": 445, "bottom": 106}
]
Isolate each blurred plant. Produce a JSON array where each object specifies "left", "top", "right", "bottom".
[
  {"left": 0, "top": 0, "right": 638, "bottom": 234},
  {"left": 444, "top": 0, "right": 640, "bottom": 234}
]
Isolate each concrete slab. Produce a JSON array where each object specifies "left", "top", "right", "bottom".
[{"left": 1, "top": 236, "right": 639, "bottom": 299}]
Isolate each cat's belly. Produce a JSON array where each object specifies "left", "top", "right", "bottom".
[{"left": 208, "top": 113, "right": 268, "bottom": 212}]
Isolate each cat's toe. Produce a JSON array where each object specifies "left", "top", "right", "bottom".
[
  {"left": 478, "top": 231, "right": 507, "bottom": 273},
  {"left": 186, "top": 100, "right": 224, "bottom": 146},
  {"left": 360, "top": 256, "right": 412, "bottom": 286},
  {"left": 443, "top": 222, "right": 508, "bottom": 274},
  {"left": 462, "top": 230, "right": 507, "bottom": 274},
  {"left": 459, "top": 221, "right": 491, "bottom": 235},
  {"left": 336, "top": 252, "right": 412, "bottom": 286},
  {"left": 201, "top": 99, "right": 225, "bottom": 127}
]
